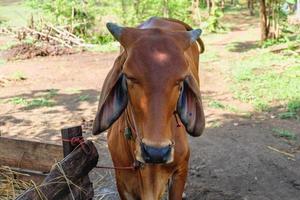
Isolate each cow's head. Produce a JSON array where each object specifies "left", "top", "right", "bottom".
[{"left": 93, "top": 23, "right": 205, "bottom": 164}]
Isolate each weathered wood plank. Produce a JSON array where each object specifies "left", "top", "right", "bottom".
[
  {"left": 16, "top": 141, "right": 98, "bottom": 200},
  {"left": 0, "top": 136, "right": 63, "bottom": 172}
]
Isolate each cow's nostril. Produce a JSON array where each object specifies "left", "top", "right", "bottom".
[{"left": 141, "top": 143, "right": 172, "bottom": 164}]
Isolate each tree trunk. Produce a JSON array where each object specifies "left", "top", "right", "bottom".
[
  {"left": 191, "top": 0, "right": 201, "bottom": 25},
  {"left": 133, "top": 0, "right": 140, "bottom": 23},
  {"left": 248, "top": 0, "right": 254, "bottom": 15},
  {"left": 163, "top": 0, "right": 169, "bottom": 17},
  {"left": 259, "top": 0, "right": 268, "bottom": 43},
  {"left": 221, "top": 0, "right": 225, "bottom": 12},
  {"left": 296, "top": 0, "right": 300, "bottom": 18},
  {"left": 121, "top": 0, "right": 128, "bottom": 24},
  {"left": 207, "top": 0, "right": 212, "bottom": 15},
  {"left": 211, "top": 0, "right": 216, "bottom": 13}
]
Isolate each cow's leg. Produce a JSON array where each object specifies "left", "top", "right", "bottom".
[
  {"left": 115, "top": 173, "right": 138, "bottom": 200},
  {"left": 168, "top": 163, "right": 188, "bottom": 200},
  {"left": 116, "top": 181, "right": 138, "bottom": 200}
]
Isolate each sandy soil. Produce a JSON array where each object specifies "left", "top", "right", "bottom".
[{"left": 0, "top": 10, "right": 300, "bottom": 200}]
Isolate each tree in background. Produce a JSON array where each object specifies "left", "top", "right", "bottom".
[
  {"left": 297, "top": 0, "right": 300, "bottom": 17},
  {"left": 248, "top": 0, "right": 255, "bottom": 15},
  {"left": 259, "top": 0, "right": 291, "bottom": 43},
  {"left": 191, "top": 0, "right": 201, "bottom": 25},
  {"left": 259, "top": 0, "right": 268, "bottom": 42}
]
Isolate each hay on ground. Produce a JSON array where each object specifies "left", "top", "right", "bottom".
[{"left": 0, "top": 166, "right": 33, "bottom": 200}]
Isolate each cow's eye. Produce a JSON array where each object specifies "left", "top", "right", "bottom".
[{"left": 126, "top": 76, "right": 139, "bottom": 84}]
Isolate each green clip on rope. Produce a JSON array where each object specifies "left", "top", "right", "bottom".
[{"left": 125, "top": 127, "right": 133, "bottom": 140}]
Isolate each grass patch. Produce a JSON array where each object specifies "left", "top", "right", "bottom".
[
  {"left": 208, "top": 100, "right": 240, "bottom": 113},
  {"left": 201, "top": 51, "right": 219, "bottom": 62},
  {"left": 46, "top": 89, "right": 59, "bottom": 98},
  {"left": 210, "top": 120, "right": 222, "bottom": 128},
  {"left": 287, "top": 99, "right": 300, "bottom": 113},
  {"left": 87, "top": 42, "right": 119, "bottom": 53},
  {"left": 11, "top": 71, "right": 27, "bottom": 81},
  {"left": 27, "top": 98, "right": 54, "bottom": 108},
  {"left": 7, "top": 90, "right": 57, "bottom": 108},
  {"left": 208, "top": 100, "right": 225, "bottom": 109},
  {"left": 78, "top": 94, "right": 90, "bottom": 101},
  {"left": 278, "top": 112, "right": 298, "bottom": 119},
  {"left": 279, "top": 99, "right": 300, "bottom": 119},
  {"left": 272, "top": 128, "right": 297, "bottom": 140},
  {"left": 65, "top": 88, "right": 81, "bottom": 94},
  {"left": 0, "top": 40, "right": 18, "bottom": 51},
  {"left": 230, "top": 51, "right": 300, "bottom": 111},
  {"left": 8, "top": 97, "right": 28, "bottom": 105},
  {"left": 8, "top": 96, "right": 54, "bottom": 108},
  {"left": 0, "top": 59, "right": 6, "bottom": 66},
  {"left": 0, "top": 2, "right": 38, "bottom": 28}
]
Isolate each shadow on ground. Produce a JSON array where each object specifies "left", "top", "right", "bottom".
[
  {"left": 228, "top": 41, "right": 259, "bottom": 53},
  {"left": 185, "top": 111, "right": 300, "bottom": 200},
  {"left": 0, "top": 89, "right": 100, "bottom": 140}
]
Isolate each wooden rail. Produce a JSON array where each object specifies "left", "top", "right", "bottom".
[{"left": 0, "top": 137, "right": 63, "bottom": 172}]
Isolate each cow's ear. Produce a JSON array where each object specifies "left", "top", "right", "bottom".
[
  {"left": 177, "top": 75, "right": 205, "bottom": 137},
  {"left": 92, "top": 54, "right": 128, "bottom": 135}
]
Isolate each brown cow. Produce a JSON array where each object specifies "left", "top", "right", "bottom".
[{"left": 92, "top": 17, "right": 205, "bottom": 200}]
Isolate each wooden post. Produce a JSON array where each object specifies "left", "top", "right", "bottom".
[
  {"left": 61, "top": 126, "right": 95, "bottom": 200},
  {"left": 61, "top": 125, "right": 83, "bottom": 157},
  {"left": 16, "top": 141, "right": 98, "bottom": 200}
]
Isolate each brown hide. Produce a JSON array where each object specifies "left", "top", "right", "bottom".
[{"left": 93, "top": 17, "right": 205, "bottom": 200}]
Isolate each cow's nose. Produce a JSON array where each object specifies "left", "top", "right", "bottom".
[{"left": 140, "top": 143, "right": 172, "bottom": 164}]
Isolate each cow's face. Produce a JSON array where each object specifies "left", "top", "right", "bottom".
[
  {"left": 123, "top": 35, "right": 188, "bottom": 163},
  {"left": 92, "top": 23, "right": 205, "bottom": 164}
]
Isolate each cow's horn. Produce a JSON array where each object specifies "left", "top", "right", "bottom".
[
  {"left": 106, "top": 23, "right": 123, "bottom": 41},
  {"left": 188, "top": 29, "right": 202, "bottom": 44}
]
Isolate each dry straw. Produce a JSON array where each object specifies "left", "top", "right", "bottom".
[{"left": 0, "top": 166, "right": 33, "bottom": 200}]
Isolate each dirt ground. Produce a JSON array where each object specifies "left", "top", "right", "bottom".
[{"left": 1, "top": 11, "right": 300, "bottom": 200}]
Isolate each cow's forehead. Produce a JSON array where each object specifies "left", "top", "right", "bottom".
[{"left": 124, "top": 36, "right": 188, "bottom": 81}]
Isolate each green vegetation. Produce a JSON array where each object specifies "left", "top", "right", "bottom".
[
  {"left": 0, "top": 59, "right": 5, "bottom": 66},
  {"left": 27, "top": 98, "right": 55, "bottom": 108},
  {"left": 279, "top": 99, "right": 300, "bottom": 119},
  {"left": 0, "top": 2, "right": 38, "bottom": 28},
  {"left": 201, "top": 51, "right": 220, "bottom": 62},
  {"left": 279, "top": 111, "right": 298, "bottom": 119},
  {"left": 202, "top": 7, "right": 227, "bottom": 33},
  {"left": 210, "top": 120, "right": 222, "bottom": 128},
  {"left": 7, "top": 90, "right": 57, "bottom": 109},
  {"left": 272, "top": 128, "right": 297, "bottom": 140},
  {"left": 8, "top": 97, "right": 28, "bottom": 105},
  {"left": 88, "top": 42, "right": 119, "bottom": 53},
  {"left": 8, "top": 96, "right": 55, "bottom": 108},
  {"left": 11, "top": 71, "right": 27, "bottom": 81},
  {"left": 46, "top": 89, "right": 59, "bottom": 98},
  {"left": 230, "top": 51, "right": 300, "bottom": 112},
  {"left": 208, "top": 99, "right": 240, "bottom": 113},
  {"left": 23, "top": 0, "right": 203, "bottom": 46},
  {"left": 0, "top": 40, "right": 18, "bottom": 51},
  {"left": 208, "top": 100, "right": 225, "bottom": 109},
  {"left": 65, "top": 87, "right": 81, "bottom": 94},
  {"left": 78, "top": 94, "right": 90, "bottom": 101}
]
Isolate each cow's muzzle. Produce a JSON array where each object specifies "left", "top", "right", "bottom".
[{"left": 140, "top": 142, "right": 173, "bottom": 164}]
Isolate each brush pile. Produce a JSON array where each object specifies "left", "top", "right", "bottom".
[
  {"left": 3, "top": 43, "right": 76, "bottom": 61},
  {"left": 1, "top": 24, "right": 90, "bottom": 60}
]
